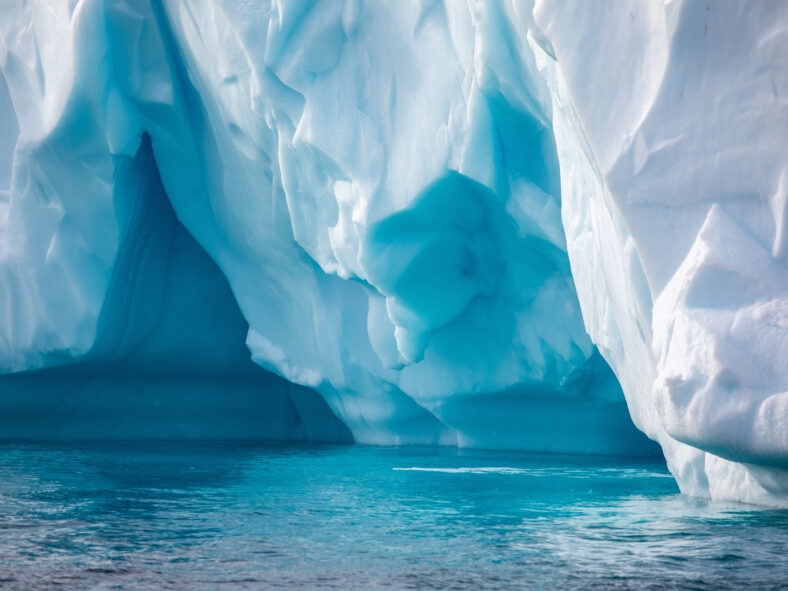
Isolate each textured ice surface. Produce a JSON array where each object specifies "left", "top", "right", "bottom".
[
  {"left": 0, "top": 0, "right": 647, "bottom": 455},
  {"left": 534, "top": 0, "right": 788, "bottom": 506},
  {"left": 0, "top": 1, "right": 786, "bottom": 505}
]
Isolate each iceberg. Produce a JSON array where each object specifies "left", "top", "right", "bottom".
[{"left": 0, "top": 0, "right": 785, "bottom": 506}]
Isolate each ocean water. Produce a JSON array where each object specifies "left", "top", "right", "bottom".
[{"left": 0, "top": 443, "right": 785, "bottom": 590}]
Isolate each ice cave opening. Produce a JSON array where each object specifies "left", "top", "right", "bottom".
[{"left": 0, "top": 134, "right": 351, "bottom": 442}]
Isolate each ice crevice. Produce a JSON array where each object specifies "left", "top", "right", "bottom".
[{"left": 1, "top": 0, "right": 787, "bottom": 506}]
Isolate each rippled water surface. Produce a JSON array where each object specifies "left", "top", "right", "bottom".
[{"left": 0, "top": 442, "right": 785, "bottom": 590}]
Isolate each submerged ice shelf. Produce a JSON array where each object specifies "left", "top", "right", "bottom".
[{"left": 0, "top": 1, "right": 786, "bottom": 507}]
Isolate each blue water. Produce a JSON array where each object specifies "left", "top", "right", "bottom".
[{"left": 0, "top": 443, "right": 785, "bottom": 590}]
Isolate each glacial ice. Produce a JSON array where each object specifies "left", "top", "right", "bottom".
[{"left": 0, "top": 1, "right": 786, "bottom": 506}]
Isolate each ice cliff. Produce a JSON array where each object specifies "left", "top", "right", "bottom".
[{"left": 0, "top": 0, "right": 786, "bottom": 507}]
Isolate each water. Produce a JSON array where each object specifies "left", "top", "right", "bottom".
[{"left": 0, "top": 443, "right": 785, "bottom": 590}]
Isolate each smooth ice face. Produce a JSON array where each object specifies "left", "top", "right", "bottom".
[{"left": 1, "top": 1, "right": 787, "bottom": 506}]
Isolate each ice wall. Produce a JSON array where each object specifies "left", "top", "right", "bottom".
[
  {"left": 533, "top": 0, "right": 788, "bottom": 506},
  {"left": 1, "top": 0, "right": 786, "bottom": 505},
  {"left": 149, "top": 0, "right": 648, "bottom": 451},
  {"left": 0, "top": 0, "right": 347, "bottom": 440},
  {"left": 0, "top": 0, "right": 653, "bottom": 454}
]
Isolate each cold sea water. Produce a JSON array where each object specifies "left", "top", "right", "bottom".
[{"left": 0, "top": 442, "right": 785, "bottom": 590}]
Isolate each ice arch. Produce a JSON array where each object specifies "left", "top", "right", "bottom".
[{"left": 0, "top": 132, "right": 351, "bottom": 442}]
